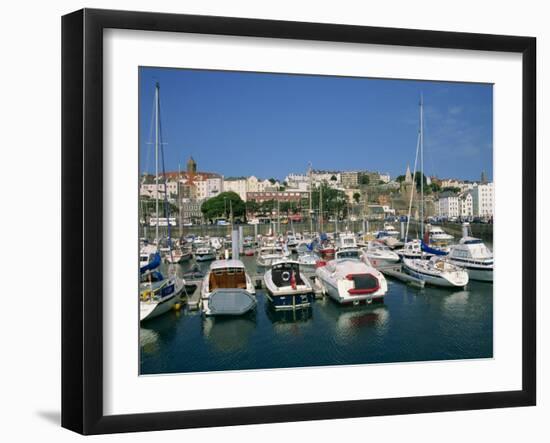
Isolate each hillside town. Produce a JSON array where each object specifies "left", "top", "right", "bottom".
[{"left": 139, "top": 156, "right": 494, "bottom": 226}]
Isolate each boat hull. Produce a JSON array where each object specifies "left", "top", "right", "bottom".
[
  {"left": 264, "top": 270, "right": 314, "bottom": 310},
  {"left": 140, "top": 294, "right": 178, "bottom": 321},
  {"left": 447, "top": 260, "right": 493, "bottom": 282},
  {"left": 203, "top": 289, "right": 256, "bottom": 316},
  {"left": 403, "top": 260, "right": 469, "bottom": 288}
]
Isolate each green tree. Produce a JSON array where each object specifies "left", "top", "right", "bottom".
[
  {"left": 353, "top": 192, "right": 361, "bottom": 204},
  {"left": 201, "top": 191, "right": 245, "bottom": 222},
  {"left": 359, "top": 174, "right": 370, "bottom": 185}
]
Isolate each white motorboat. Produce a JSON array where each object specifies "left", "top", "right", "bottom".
[
  {"left": 256, "top": 245, "right": 288, "bottom": 267},
  {"left": 447, "top": 223, "right": 493, "bottom": 281},
  {"left": 297, "top": 251, "right": 320, "bottom": 268},
  {"left": 376, "top": 223, "right": 400, "bottom": 240},
  {"left": 201, "top": 259, "right": 257, "bottom": 316},
  {"left": 264, "top": 260, "right": 314, "bottom": 310},
  {"left": 336, "top": 231, "right": 358, "bottom": 250},
  {"left": 426, "top": 224, "right": 454, "bottom": 242},
  {"left": 397, "top": 239, "right": 424, "bottom": 259},
  {"left": 286, "top": 234, "right": 299, "bottom": 250},
  {"left": 363, "top": 241, "right": 401, "bottom": 268},
  {"left": 195, "top": 246, "right": 216, "bottom": 262},
  {"left": 210, "top": 237, "right": 224, "bottom": 251},
  {"left": 315, "top": 257, "right": 388, "bottom": 305},
  {"left": 139, "top": 244, "right": 158, "bottom": 268},
  {"left": 403, "top": 256, "right": 469, "bottom": 288}
]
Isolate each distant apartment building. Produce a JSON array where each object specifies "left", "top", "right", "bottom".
[
  {"left": 437, "top": 193, "right": 461, "bottom": 218},
  {"left": 469, "top": 182, "right": 494, "bottom": 218},
  {"left": 341, "top": 171, "right": 360, "bottom": 188},
  {"left": 246, "top": 190, "right": 308, "bottom": 203},
  {"left": 223, "top": 176, "right": 279, "bottom": 201},
  {"left": 310, "top": 170, "right": 341, "bottom": 187},
  {"left": 460, "top": 192, "right": 474, "bottom": 217}
]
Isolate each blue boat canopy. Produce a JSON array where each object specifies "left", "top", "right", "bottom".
[
  {"left": 140, "top": 252, "right": 161, "bottom": 273},
  {"left": 421, "top": 241, "right": 448, "bottom": 256}
]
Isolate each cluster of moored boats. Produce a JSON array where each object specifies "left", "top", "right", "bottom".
[{"left": 139, "top": 220, "right": 493, "bottom": 323}]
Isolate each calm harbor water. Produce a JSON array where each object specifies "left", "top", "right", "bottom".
[{"left": 140, "top": 254, "right": 493, "bottom": 375}]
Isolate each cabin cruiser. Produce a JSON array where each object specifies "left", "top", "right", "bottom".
[
  {"left": 195, "top": 246, "right": 216, "bottom": 262},
  {"left": 286, "top": 234, "right": 299, "bottom": 251},
  {"left": 264, "top": 260, "right": 314, "bottom": 310},
  {"left": 376, "top": 223, "right": 400, "bottom": 240},
  {"left": 403, "top": 256, "right": 469, "bottom": 288},
  {"left": 396, "top": 239, "right": 424, "bottom": 259},
  {"left": 297, "top": 251, "right": 320, "bottom": 269},
  {"left": 201, "top": 259, "right": 257, "bottom": 316},
  {"left": 362, "top": 241, "right": 400, "bottom": 268},
  {"left": 446, "top": 223, "right": 493, "bottom": 281},
  {"left": 139, "top": 244, "right": 158, "bottom": 268},
  {"left": 256, "top": 245, "right": 289, "bottom": 267},
  {"left": 315, "top": 256, "right": 388, "bottom": 305},
  {"left": 210, "top": 237, "right": 224, "bottom": 251},
  {"left": 426, "top": 224, "right": 454, "bottom": 242},
  {"left": 336, "top": 232, "right": 358, "bottom": 250},
  {"left": 140, "top": 253, "right": 184, "bottom": 321}
]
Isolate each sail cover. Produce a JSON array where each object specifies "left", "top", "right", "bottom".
[
  {"left": 140, "top": 252, "right": 161, "bottom": 273},
  {"left": 421, "top": 241, "right": 448, "bottom": 256}
]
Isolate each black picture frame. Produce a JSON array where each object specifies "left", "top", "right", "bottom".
[{"left": 61, "top": 8, "right": 536, "bottom": 435}]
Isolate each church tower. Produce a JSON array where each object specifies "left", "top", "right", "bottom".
[{"left": 187, "top": 156, "right": 197, "bottom": 174}]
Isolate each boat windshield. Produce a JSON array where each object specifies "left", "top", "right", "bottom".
[{"left": 336, "top": 250, "right": 360, "bottom": 259}]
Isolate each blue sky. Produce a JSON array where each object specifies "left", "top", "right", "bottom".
[{"left": 139, "top": 67, "right": 493, "bottom": 181}]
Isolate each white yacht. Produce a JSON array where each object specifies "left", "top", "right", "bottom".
[
  {"left": 256, "top": 245, "right": 289, "bottom": 267},
  {"left": 426, "top": 224, "right": 454, "bottom": 242},
  {"left": 363, "top": 241, "right": 400, "bottom": 268},
  {"left": 264, "top": 260, "right": 314, "bottom": 310},
  {"left": 297, "top": 251, "right": 320, "bottom": 269},
  {"left": 195, "top": 246, "right": 216, "bottom": 262},
  {"left": 376, "top": 223, "right": 400, "bottom": 240},
  {"left": 397, "top": 239, "right": 424, "bottom": 259},
  {"left": 447, "top": 223, "right": 493, "bottom": 281},
  {"left": 403, "top": 256, "right": 469, "bottom": 288},
  {"left": 336, "top": 232, "right": 358, "bottom": 250},
  {"left": 315, "top": 257, "right": 388, "bottom": 305},
  {"left": 201, "top": 259, "right": 257, "bottom": 316}
]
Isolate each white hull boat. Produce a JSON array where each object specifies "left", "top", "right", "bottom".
[
  {"left": 140, "top": 272, "right": 184, "bottom": 321},
  {"left": 264, "top": 260, "right": 314, "bottom": 310},
  {"left": 201, "top": 259, "right": 257, "bottom": 316},
  {"left": 403, "top": 257, "right": 469, "bottom": 288},
  {"left": 363, "top": 241, "right": 400, "bottom": 268},
  {"left": 195, "top": 246, "right": 216, "bottom": 262},
  {"left": 315, "top": 257, "right": 388, "bottom": 305},
  {"left": 447, "top": 224, "right": 493, "bottom": 282}
]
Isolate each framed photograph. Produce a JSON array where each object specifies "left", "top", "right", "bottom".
[{"left": 61, "top": 8, "right": 536, "bottom": 435}]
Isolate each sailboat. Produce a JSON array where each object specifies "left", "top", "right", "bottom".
[
  {"left": 401, "top": 96, "right": 469, "bottom": 288},
  {"left": 139, "top": 82, "right": 184, "bottom": 321}
]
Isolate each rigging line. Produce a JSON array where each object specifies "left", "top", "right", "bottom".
[
  {"left": 158, "top": 90, "right": 174, "bottom": 263},
  {"left": 405, "top": 130, "right": 421, "bottom": 242}
]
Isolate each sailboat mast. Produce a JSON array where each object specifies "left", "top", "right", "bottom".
[
  {"left": 154, "top": 82, "right": 160, "bottom": 243},
  {"left": 420, "top": 94, "right": 424, "bottom": 238},
  {"left": 308, "top": 162, "right": 313, "bottom": 234}
]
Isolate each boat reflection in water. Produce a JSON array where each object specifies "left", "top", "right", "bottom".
[
  {"left": 139, "top": 328, "right": 160, "bottom": 355},
  {"left": 265, "top": 304, "right": 313, "bottom": 337},
  {"left": 202, "top": 315, "right": 256, "bottom": 353},
  {"left": 318, "top": 297, "right": 390, "bottom": 343}
]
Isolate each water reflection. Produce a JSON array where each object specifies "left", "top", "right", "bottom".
[{"left": 202, "top": 315, "right": 256, "bottom": 353}]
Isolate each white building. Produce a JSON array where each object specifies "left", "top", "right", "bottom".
[
  {"left": 223, "top": 176, "right": 279, "bottom": 201},
  {"left": 469, "top": 182, "right": 494, "bottom": 218},
  {"left": 437, "top": 194, "right": 460, "bottom": 218},
  {"left": 459, "top": 192, "right": 474, "bottom": 217},
  {"left": 379, "top": 173, "right": 391, "bottom": 183}
]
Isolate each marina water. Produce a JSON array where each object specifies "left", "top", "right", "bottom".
[{"left": 140, "top": 252, "right": 493, "bottom": 375}]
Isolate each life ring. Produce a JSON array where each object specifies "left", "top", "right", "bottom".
[{"left": 281, "top": 271, "right": 291, "bottom": 281}]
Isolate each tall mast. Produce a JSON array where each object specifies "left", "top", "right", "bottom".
[
  {"left": 308, "top": 163, "right": 313, "bottom": 233},
  {"left": 420, "top": 94, "right": 424, "bottom": 238},
  {"left": 154, "top": 82, "right": 160, "bottom": 243},
  {"left": 319, "top": 182, "right": 323, "bottom": 233}
]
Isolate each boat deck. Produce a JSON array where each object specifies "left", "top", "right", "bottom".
[{"left": 378, "top": 263, "right": 425, "bottom": 288}]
